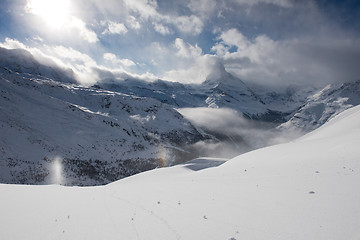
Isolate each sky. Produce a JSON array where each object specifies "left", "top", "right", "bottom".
[{"left": 0, "top": 0, "right": 360, "bottom": 88}]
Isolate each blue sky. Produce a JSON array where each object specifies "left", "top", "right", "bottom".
[{"left": 0, "top": 0, "right": 360, "bottom": 88}]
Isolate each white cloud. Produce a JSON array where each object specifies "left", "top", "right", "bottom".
[
  {"left": 103, "top": 53, "right": 136, "bottom": 67},
  {"left": 14, "top": 0, "right": 360, "bottom": 88},
  {"left": 173, "top": 15, "right": 204, "bottom": 35},
  {"left": 120, "top": 58, "right": 136, "bottom": 67},
  {"left": 127, "top": 16, "right": 141, "bottom": 30},
  {"left": 69, "top": 17, "right": 99, "bottom": 43},
  {"left": 153, "top": 22, "right": 171, "bottom": 35},
  {"left": 0, "top": 38, "right": 149, "bottom": 85},
  {"left": 187, "top": 0, "right": 217, "bottom": 18},
  {"left": 103, "top": 53, "right": 118, "bottom": 63},
  {"left": 163, "top": 55, "right": 222, "bottom": 84},
  {"left": 51, "top": 46, "right": 96, "bottom": 65},
  {"left": 174, "top": 38, "right": 202, "bottom": 58},
  {"left": 211, "top": 28, "right": 360, "bottom": 88},
  {"left": 102, "top": 21, "right": 128, "bottom": 35},
  {"left": 32, "top": 36, "right": 44, "bottom": 42},
  {"left": 0, "top": 38, "right": 27, "bottom": 49},
  {"left": 122, "top": 0, "right": 205, "bottom": 35},
  {"left": 74, "top": 0, "right": 205, "bottom": 36},
  {"left": 123, "top": 0, "right": 158, "bottom": 20},
  {"left": 216, "top": 28, "right": 250, "bottom": 51},
  {"left": 178, "top": 107, "right": 292, "bottom": 157},
  {"left": 210, "top": 43, "right": 228, "bottom": 57}
]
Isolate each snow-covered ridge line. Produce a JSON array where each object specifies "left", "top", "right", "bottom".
[{"left": 279, "top": 79, "right": 360, "bottom": 133}]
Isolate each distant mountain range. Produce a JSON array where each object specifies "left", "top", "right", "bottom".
[
  {"left": 279, "top": 80, "right": 360, "bottom": 132},
  {"left": 1, "top": 46, "right": 359, "bottom": 185}
]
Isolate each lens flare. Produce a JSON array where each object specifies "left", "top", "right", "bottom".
[{"left": 52, "top": 157, "right": 63, "bottom": 185}]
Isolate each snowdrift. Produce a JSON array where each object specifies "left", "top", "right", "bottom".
[{"left": 0, "top": 105, "right": 359, "bottom": 240}]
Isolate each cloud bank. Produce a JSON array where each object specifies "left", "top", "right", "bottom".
[
  {"left": 178, "top": 107, "right": 302, "bottom": 158},
  {"left": 0, "top": 0, "right": 359, "bottom": 89}
]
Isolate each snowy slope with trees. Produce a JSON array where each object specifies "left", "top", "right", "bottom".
[{"left": 0, "top": 105, "right": 359, "bottom": 240}]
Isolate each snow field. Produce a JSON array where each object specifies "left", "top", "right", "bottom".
[{"left": 0, "top": 105, "right": 360, "bottom": 239}]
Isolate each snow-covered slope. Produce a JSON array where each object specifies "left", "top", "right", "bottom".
[
  {"left": 279, "top": 80, "right": 360, "bottom": 133},
  {"left": 1, "top": 105, "right": 359, "bottom": 240},
  {"left": 0, "top": 69, "right": 208, "bottom": 185}
]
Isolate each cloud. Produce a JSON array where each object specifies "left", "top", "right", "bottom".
[
  {"left": 178, "top": 107, "right": 298, "bottom": 158},
  {"left": 69, "top": 17, "right": 99, "bottom": 43},
  {"left": 0, "top": 38, "right": 27, "bottom": 49},
  {"left": 51, "top": 46, "right": 96, "bottom": 64},
  {"left": 215, "top": 28, "right": 250, "bottom": 51},
  {"left": 153, "top": 22, "right": 172, "bottom": 35},
  {"left": 103, "top": 53, "right": 136, "bottom": 67},
  {"left": 187, "top": 0, "right": 217, "bottom": 18},
  {"left": 142, "top": 38, "right": 205, "bottom": 79},
  {"left": 178, "top": 107, "right": 249, "bottom": 131},
  {"left": 127, "top": 16, "right": 141, "bottom": 30},
  {"left": 210, "top": 27, "right": 360, "bottom": 89},
  {"left": 5, "top": 0, "right": 360, "bottom": 88},
  {"left": 102, "top": 21, "right": 128, "bottom": 35},
  {"left": 174, "top": 38, "right": 202, "bottom": 58},
  {"left": 0, "top": 38, "right": 156, "bottom": 86},
  {"left": 163, "top": 54, "right": 222, "bottom": 84},
  {"left": 123, "top": 0, "right": 158, "bottom": 20},
  {"left": 81, "top": 0, "right": 205, "bottom": 35},
  {"left": 172, "top": 15, "right": 204, "bottom": 35},
  {"left": 145, "top": 38, "right": 224, "bottom": 84}
]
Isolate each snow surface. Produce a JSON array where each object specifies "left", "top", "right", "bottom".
[{"left": 1, "top": 105, "right": 359, "bottom": 240}]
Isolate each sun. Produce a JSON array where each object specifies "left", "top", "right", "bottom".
[{"left": 26, "top": 0, "right": 71, "bottom": 28}]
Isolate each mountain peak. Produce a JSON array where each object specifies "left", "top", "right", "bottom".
[{"left": 202, "top": 61, "right": 249, "bottom": 91}]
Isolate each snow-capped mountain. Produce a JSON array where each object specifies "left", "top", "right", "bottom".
[
  {"left": 97, "top": 65, "right": 285, "bottom": 121},
  {"left": 1, "top": 104, "right": 359, "bottom": 240},
  {"left": 1, "top": 46, "right": 359, "bottom": 186},
  {"left": 279, "top": 80, "right": 360, "bottom": 133},
  {"left": 97, "top": 63, "right": 321, "bottom": 125},
  {"left": 0, "top": 64, "right": 209, "bottom": 185}
]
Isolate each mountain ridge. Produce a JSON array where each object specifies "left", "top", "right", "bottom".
[
  {"left": 1, "top": 46, "right": 359, "bottom": 185},
  {"left": 0, "top": 68, "right": 209, "bottom": 185}
]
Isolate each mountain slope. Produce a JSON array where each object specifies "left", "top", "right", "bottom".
[
  {"left": 279, "top": 80, "right": 360, "bottom": 132},
  {"left": 0, "top": 68, "right": 209, "bottom": 185},
  {"left": 0, "top": 104, "right": 359, "bottom": 240}
]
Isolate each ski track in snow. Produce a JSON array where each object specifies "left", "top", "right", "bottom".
[{"left": 108, "top": 192, "right": 181, "bottom": 240}]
